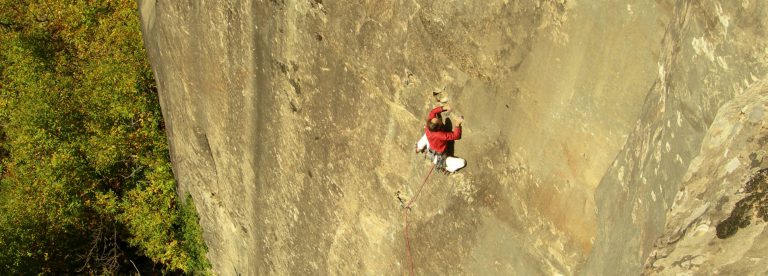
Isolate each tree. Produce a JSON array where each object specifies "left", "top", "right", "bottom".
[{"left": 0, "top": 1, "right": 209, "bottom": 273}]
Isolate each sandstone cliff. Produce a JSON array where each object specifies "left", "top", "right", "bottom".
[
  {"left": 138, "top": 0, "right": 768, "bottom": 274},
  {"left": 585, "top": 1, "right": 768, "bottom": 274},
  {"left": 643, "top": 75, "right": 768, "bottom": 275}
]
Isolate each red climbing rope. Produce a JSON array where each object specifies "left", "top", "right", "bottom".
[
  {"left": 403, "top": 209, "right": 413, "bottom": 275},
  {"left": 403, "top": 163, "right": 436, "bottom": 276},
  {"left": 405, "top": 163, "right": 436, "bottom": 209}
]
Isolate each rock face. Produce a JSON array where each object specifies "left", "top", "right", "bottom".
[
  {"left": 138, "top": 0, "right": 768, "bottom": 274},
  {"left": 642, "top": 77, "right": 768, "bottom": 275},
  {"left": 584, "top": 1, "right": 768, "bottom": 274}
]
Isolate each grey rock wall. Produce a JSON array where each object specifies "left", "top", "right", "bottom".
[
  {"left": 643, "top": 77, "right": 768, "bottom": 275},
  {"left": 584, "top": 1, "right": 768, "bottom": 274},
  {"left": 138, "top": 0, "right": 768, "bottom": 274}
]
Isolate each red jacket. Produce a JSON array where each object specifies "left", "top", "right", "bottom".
[{"left": 425, "top": 106, "right": 461, "bottom": 153}]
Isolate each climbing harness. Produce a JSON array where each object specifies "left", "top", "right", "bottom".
[{"left": 426, "top": 148, "right": 448, "bottom": 173}]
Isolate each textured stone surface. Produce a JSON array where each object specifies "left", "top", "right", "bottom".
[
  {"left": 585, "top": 1, "right": 768, "bottom": 274},
  {"left": 643, "top": 78, "right": 768, "bottom": 275},
  {"left": 138, "top": 0, "right": 768, "bottom": 274}
]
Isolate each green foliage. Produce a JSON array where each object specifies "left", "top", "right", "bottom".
[
  {"left": 716, "top": 168, "right": 768, "bottom": 239},
  {"left": 178, "top": 194, "right": 212, "bottom": 273},
  {"left": 0, "top": 0, "right": 209, "bottom": 273}
]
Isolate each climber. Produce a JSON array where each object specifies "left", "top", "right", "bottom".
[{"left": 415, "top": 103, "right": 466, "bottom": 173}]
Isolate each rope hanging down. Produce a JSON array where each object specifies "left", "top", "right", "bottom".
[{"left": 401, "top": 163, "right": 436, "bottom": 276}]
